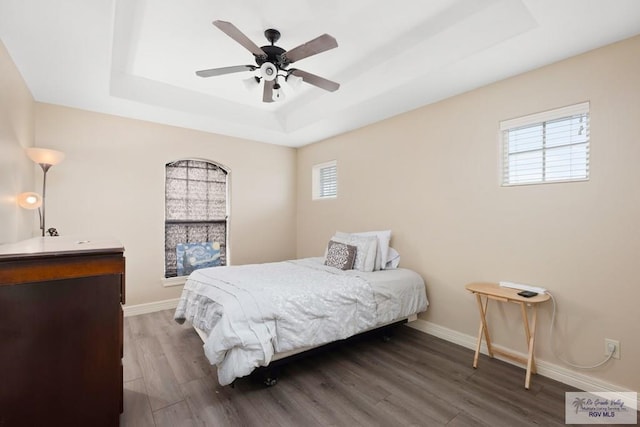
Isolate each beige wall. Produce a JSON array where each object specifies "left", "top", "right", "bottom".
[
  {"left": 0, "top": 40, "right": 36, "bottom": 243},
  {"left": 35, "top": 104, "right": 297, "bottom": 305},
  {"left": 296, "top": 36, "right": 640, "bottom": 391}
]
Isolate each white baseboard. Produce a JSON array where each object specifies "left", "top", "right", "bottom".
[
  {"left": 407, "top": 319, "right": 639, "bottom": 408},
  {"left": 123, "top": 298, "right": 180, "bottom": 317}
]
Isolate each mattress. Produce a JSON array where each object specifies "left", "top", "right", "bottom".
[{"left": 335, "top": 258, "right": 428, "bottom": 326}]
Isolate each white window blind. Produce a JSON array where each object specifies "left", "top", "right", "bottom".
[
  {"left": 500, "top": 102, "right": 590, "bottom": 186},
  {"left": 312, "top": 160, "right": 337, "bottom": 199}
]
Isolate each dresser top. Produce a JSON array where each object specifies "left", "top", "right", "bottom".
[{"left": 0, "top": 236, "right": 124, "bottom": 259}]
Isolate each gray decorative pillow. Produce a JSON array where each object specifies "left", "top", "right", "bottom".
[{"left": 324, "top": 240, "right": 357, "bottom": 270}]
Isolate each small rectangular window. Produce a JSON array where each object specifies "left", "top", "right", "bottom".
[
  {"left": 500, "top": 102, "right": 590, "bottom": 186},
  {"left": 312, "top": 160, "right": 337, "bottom": 200}
]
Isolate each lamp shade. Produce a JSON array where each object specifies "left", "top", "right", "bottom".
[
  {"left": 17, "top": 192, "right": 43, "bottom": 210},
  {"left": 260, "top": 62, "right": 277, "bottom": 82},
  {"left": 242, "top": 76, "right": 260, "bottom": 92},
  {"left": 286, "top": 73, "right": 303, "bottom": 91},
  {"left": 26, "top": 147, "right": 65, "bottom": 166}
]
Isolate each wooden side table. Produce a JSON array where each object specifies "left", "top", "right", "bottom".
[{"left": 465, "top": 282, "right": 550, "bottom": 389}]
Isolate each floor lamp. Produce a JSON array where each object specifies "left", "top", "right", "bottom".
[{"left": 25, "top": 147, "right": 65, "bottom": 237}]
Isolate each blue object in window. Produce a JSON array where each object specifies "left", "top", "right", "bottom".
[{"left": 176, "top": 242, "right": 221, "bottom": 276}]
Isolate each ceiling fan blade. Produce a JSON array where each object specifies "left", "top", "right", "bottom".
[
  {"left": 290, "top": 69, "right": 340, "bottom": 92},
  {"left": 263, "top": 79, "right": 275, "bottom": 103},
  {"left": 285, "top": 34, "right": 338, "bottom": 63},
  {"left": 213, "top": 20, "right": 266, "bottom": 57},
  {"left": 195, "top": 65, "right": 256, "bottom": 77}
]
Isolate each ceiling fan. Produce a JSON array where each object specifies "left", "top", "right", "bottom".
[{"left": 196, "top": 20, "right": 340, "bottom": 103}]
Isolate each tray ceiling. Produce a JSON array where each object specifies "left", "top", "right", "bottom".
[{"left": 1, "top": 0, "right": 639, "bottom": 147}]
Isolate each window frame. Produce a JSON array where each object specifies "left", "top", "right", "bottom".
[
  {"left": 312, "top": 160, "right": 338, "bottom": 200},
  {"left": 163, "top": 158, "right": 230, "bottom": 281},
  {"left": 500, "top": 102, "right": 590, "bottom": 186}
]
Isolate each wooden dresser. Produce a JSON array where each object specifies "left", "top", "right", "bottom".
[{"left": 0, "top": 237, "right": 125, "bottom": 426}]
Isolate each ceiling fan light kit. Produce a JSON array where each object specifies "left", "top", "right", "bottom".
[
  {"left": 196, "top": 20, "right": 340, "bottom": 103},
  {"left": 260, "top": 62, "right": 277, "bottom": 81}
]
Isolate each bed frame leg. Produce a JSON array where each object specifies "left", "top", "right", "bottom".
[
  {"left": 382, "top": 326, "right": 396, "bottom": 342},
  {"left": 263, "top": 376, "right": 278, "bottom": 387},
  {"left": 262, "top": 366, "right": 279, "bottom": 387},
  {"left": 255, "top": 366, "right": 280, "bottom": 387}
]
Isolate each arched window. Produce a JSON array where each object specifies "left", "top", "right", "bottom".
[{"left": 164, "top": 159, "right": 228, "bottom": 278}]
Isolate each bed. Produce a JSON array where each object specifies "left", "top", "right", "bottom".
[{"left": 174, "top": 233, "right": 428, "bottom": 386}]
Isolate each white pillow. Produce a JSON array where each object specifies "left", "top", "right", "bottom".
[
  {"left": 342, "top": 230, "right": 391, "bottom": 270},
  {"left": 385, "top": 247, "right": 400, "bottom": 269},
  {"left": 331, "top": 233, "right": 378, "bottom": 272}
]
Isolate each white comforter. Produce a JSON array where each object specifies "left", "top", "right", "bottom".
[{"left": 174, "top": 258, "right": 423, "bottom": 385}]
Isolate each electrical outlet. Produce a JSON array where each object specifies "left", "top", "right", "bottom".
[{"left": 605, "top": 339, "right": 620, "bottom": 359}]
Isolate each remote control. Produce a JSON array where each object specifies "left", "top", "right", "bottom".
[{"left": 517, "top": 290, "right": 538, "bottom": 298}]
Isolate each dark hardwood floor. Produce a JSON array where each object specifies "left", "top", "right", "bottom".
[{"left": 121, "top": 309, "right": 607, "bottom": 426}]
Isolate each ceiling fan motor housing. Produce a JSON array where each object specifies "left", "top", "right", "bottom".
[{"left": 255, "top": 45, "right": 289, "bottom": 69}]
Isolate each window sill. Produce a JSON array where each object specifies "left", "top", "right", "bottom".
[
  {"left": 501, "top": 177, "right": 589, "bottom": 187},
  {"left": 161, "top": 276, "right": 187, "bottom": 287}
]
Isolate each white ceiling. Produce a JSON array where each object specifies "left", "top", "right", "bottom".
[{"left": 1, "top": 0, "right": 639, "bottom": 147}]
